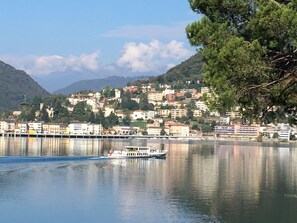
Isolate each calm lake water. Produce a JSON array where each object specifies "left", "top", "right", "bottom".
[{"left": 0, "top": 136, "right": 296, "bottom": 223}]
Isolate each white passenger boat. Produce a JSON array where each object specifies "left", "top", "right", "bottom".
[{"left": 107, "top": 146, "right": 167, "bottom": 159}]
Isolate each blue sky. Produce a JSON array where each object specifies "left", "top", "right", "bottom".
[{"left": 0, "top": 0, "right": 201, "bottom": 77}]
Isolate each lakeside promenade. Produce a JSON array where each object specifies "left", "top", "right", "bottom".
[
  {"left": 0, "top": 132, "right": 202, "bottom": 140},
  {"left": 1, "top": 132, "right": 295, "bottom": 144}
]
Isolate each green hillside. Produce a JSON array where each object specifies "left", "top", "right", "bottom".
[
  {"left": 133, "top": 53, "right": 204, "bottom": 87},
  {"left": 0, "top": 60, "right": 50, "bottom": 112}
]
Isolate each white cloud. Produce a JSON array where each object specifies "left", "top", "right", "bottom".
[
  {"left": 118, "top": 40, "right": 194, "bottom": 72},
  {"left": 0, "top": 40, "right": 195, "bottom": 76},
  {"left": 1, "top": 51, "right": 100, "bottom": 76}
]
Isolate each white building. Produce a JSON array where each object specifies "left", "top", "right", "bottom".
[
  {"left": 19, "top": 123, "right": 28, "bottom": 133},
  {"left": 131, "top": 110, "right": 145, "bottom": 120},
  {"left": 113, "top": 126, "right": 139, "bottom": 135},
  {"left": 104, "top": 107, "right": 115, "bottom": 117},
  {"left": 68, "top": 123, "right": 89, "bottom": 135},
  {"left": 195, "top": 101, "right": 208, "bottom": 112},
  {"left": 28, "top": 122, "right": 43, "bottom": 133},
  {"left": 147, "top": 127, "right": 169, "bottom": 136},
  {"left": 201, "top": 87, "right": 210, "bottom": 94},
  {"left": 88, "top": 124, "right": 103, "bottom": 135},
  {"left": 114, "top": 89, "right": 121, "bottom": 99},
  {"left": 0, "top": 121, "right": 9, "bottom": 132},
  {"left": 163, "top": 89, "right": 175, "bottom": 96}
]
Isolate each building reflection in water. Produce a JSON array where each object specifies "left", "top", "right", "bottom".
[{"left": 0, "top": 136, "right": 297, "bottom": 222}]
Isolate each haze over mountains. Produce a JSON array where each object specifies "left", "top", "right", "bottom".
[
  {"left": 53, "top": 76, "right": 149, "bottom": 95},
  {"left": 0, "top": 53, "right": 203, "bottom": 111},
  {"left": 31, "top": 63, "right": 158, "bottom": 93}
]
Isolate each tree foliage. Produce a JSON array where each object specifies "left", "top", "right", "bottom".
[
  {"left": 132, "top": 53, "right": 204, "bottom": 90},
  {"left": 186, "top": 0, "right": 297, "bottom": 123},
  {"left": 72, "top": 101, "right": 92, "bottom": 121},
  {"left": 0, "top": 61, "right": 49, "bottom": 112}
]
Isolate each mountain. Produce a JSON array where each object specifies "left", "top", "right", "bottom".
[
  {"left": 53, "top": 76, "right": 149, "bottom": 95},
  {"left": 0, "top": 61, "right": 50, "bottom": 112},
  {"left": 52, "top": 53, "right": 203, "bottom": 95},
  {"left": 32, "top": 64, "right": 157, "bottom": 93},
  {"left": 133, "top": 53, "right": 204, "bottom": 86}
]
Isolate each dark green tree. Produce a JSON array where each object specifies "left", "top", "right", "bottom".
[
  {"left": 44, "top": 94, "right": 67, "bottom": 109},
  {"left": 102, "top": 86, "right": 112, "bottom": 97},
  {"left": 186, "top": 0, "right": 297, "bottom": 124},
  {"left": 89, "top": 111, "right": 96, "bottom": 123},
  {"left": 40, "top": 105, "right": 49, "bottom": 122},
  {"left": 122, "top": 112, "right": 131, "bottom": 126},
  {"left": 108, "top": 112, "right": 119, "bottom": 127},
  {"left": 0, "top": 110, "right": 12, "bottom": 119},
  {"left": 160, "top": 128, "right": 167, "bottom": 136},
  {"left": 72, "top": 101, "right": 92, "bottom": 121},
  {"left": 139, "top": 93, "right": 154, "bottom": 111},
  {"left": 120, "top": 92, "right": 139, "bottom": 111},
  {"left": 52, "top": 104, "right": 70, "bottom": 122},
  {"left": 95, "top": 109, "right": 108, "bottom": 128},
  {"left": 19, "top": 107, "right": 36, "bottom": 121}
]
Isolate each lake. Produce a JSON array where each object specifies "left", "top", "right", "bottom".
[{"left": 0, "top": 136, "right": 296, "bottom": 223}]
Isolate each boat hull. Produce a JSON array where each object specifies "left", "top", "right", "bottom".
[{"left": 107, "top": 146, "right": 167, "bottom": 159}]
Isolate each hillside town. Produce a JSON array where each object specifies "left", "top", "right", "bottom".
[{"left": 0, "top": 83, "right": 296, "bottom": 141}]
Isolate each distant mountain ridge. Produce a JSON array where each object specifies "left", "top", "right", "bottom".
[
  {"left": 53, "top": 76, "right": 149, "bottom": 95},
  {"left": 53, "top": 53, "right": 204, "bottom": 95},
  {"left": 132, "top": 53, "right": 204, "bottom": 86},
  {"left": 0, "top": 60, "right": 50, "bottom": 112},
  {"left": 32, "top": 63, "right": 157, "bottom": 93}
]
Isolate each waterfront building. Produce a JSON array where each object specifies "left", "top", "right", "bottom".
[
  {"left": 88, "top": 124, "right": 103, "bottom": 135},
  {"left": 234, "top": 124, "right": 260, "bottom": 137},
  {"left": 214, "top": 125, "right": 235, "bottom": 135},
  {"left": 28, "top": 122, "right": 43, "bottom": 134},
  {"left": 0, "top": 120, "right": 16, "bottom": 132},
  {"left": 42, "top": 123, "right": 61, "bottom": 134},
  {"left": 278, "top": 130, "right": 291, "bottom": 141},
  {"left": 220, "top": 117, "right": 230, "bottom": 125},
  {"left": 15, "top": 123, "right": 28, "bottom": 133},
  {"left": 165, "top": 121, "right": 190, "bottom": 137},
  {"left": 113, "top": 126, "right": 139, "bottom": 135},
  {"left": 215, "top": 124, "right": 260, "bottom": 138},
  {"left": 146, "top": 127, "right": 169, "bottom": 136},
  {"left": 68, "top": 122, "right": 89, "bottom": 135}
]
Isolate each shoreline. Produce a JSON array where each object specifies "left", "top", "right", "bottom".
[{"left": 0, "top": 132, "right": 296, "bottom": 144}]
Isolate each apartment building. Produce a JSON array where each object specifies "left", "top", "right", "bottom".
[
  {"left": 170, "top": 109, "right": 187, "bottom": 119},
  {"left": 148, "top": 91, "right": 163, "bottom": 103},
  {"left": 68, "top": 123, "right": 89, "bottom": 135}
]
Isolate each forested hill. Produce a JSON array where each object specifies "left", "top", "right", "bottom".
[
  {"left": 0, "top": 60, "right": 50, "bottom": 112},
  {"left": 132, "top": 53, "right": 204, "bottom": 87},
  {"left": 53, "top": 76, "right": 149, "bottom": 95}
]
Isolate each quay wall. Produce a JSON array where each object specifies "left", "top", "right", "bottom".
[{"left": 0, "top": 132, "right": 198, "bottom": 140}]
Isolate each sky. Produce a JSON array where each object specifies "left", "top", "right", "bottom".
[{"left": 0, "top": 0, "right": 201, "bottom": 77}]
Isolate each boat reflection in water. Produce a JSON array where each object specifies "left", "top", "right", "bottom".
[{"left": 0, "top": 137, "right": 297, "bottom": 223}]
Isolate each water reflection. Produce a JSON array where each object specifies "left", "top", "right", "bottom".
[{"left": 0, "top": 136, "right": 297, "bottom": 222}]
